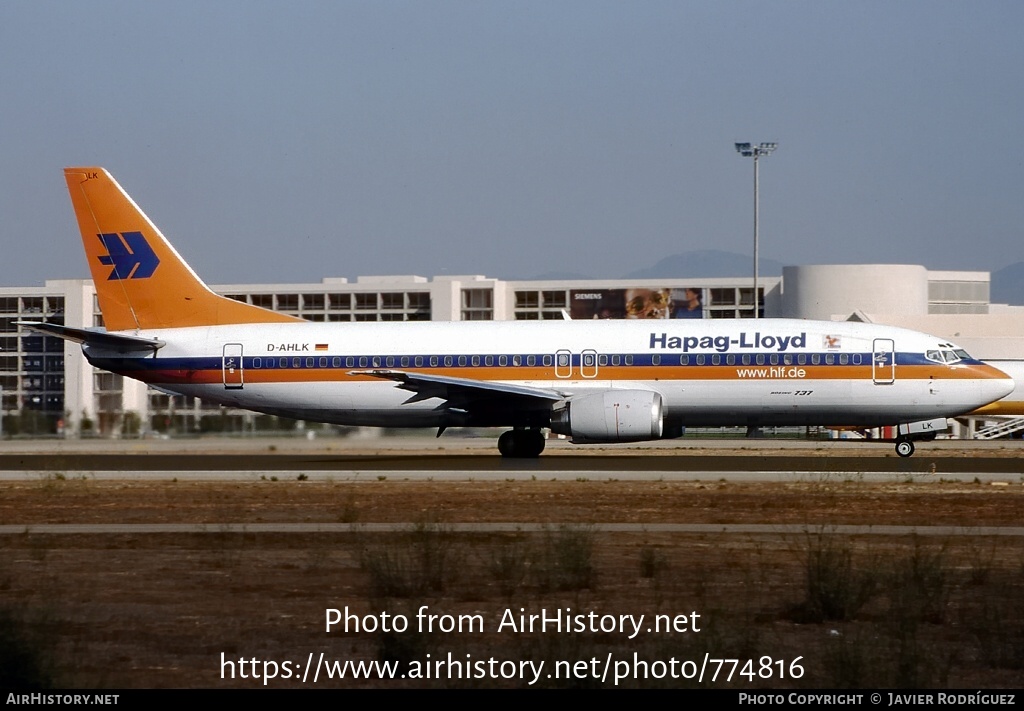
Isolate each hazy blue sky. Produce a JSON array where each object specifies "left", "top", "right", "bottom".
[{"left": 2, "top": 1, "right": 1021, "bottom": 286}]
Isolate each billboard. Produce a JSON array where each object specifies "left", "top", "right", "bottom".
[{"left": 569, "top": 288, "right": 707, "bottom": 319}]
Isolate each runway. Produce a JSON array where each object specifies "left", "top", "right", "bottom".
[
  {"left": 0, "top": 436, "right": 1020, "bottom": 481},
  {"left": 4, "top": 522, "right": 1024, "bottom": 536}
]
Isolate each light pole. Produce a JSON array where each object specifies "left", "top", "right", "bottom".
[{"left": 734, "top": 142, "right": 777, "bottom": 319}]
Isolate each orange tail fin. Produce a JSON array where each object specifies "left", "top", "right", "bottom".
[{"left": 64, "top": 167, "right": 301, "bottom": 331}]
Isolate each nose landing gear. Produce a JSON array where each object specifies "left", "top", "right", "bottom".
[{"left": 895, "top": 439, "right": 915, "bottom": 458}]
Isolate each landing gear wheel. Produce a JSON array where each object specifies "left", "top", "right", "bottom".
[
  {"left": 895, "top": 440, "right": 915, "bottom": 458},
  {"left": 525, "top": 429, "right": 546, "bottom": 457},
  {"left": 497, "top": 431, "right": 515, "bottom": 457},
  {"left": 497, "top": 429, "right": 546, "bottom": 458}
]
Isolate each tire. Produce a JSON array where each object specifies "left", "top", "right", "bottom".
[
  {"left": 498, "top": 430, "right": 545, "bottom": 458},
  {"left": 497, "top": 431, "right": 514, "bottom": 457},
  {"left": 895, "top": 440, "right": 915, "bottom": 458}
]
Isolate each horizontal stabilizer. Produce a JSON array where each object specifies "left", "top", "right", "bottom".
[{"left": 18, "top": 321, "right": 164, "bottom": 353}]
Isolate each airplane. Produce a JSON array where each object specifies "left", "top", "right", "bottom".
[{"left": 21, "top": 167, "right": 1015, "bottom": 458}]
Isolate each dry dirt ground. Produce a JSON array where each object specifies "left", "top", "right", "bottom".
[{"left": 1, "top": 468, "right": 1023, "bottom": 688}]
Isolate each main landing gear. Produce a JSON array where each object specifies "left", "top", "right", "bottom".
[{"left": 498, "top": 429, "right": 546, "bottom": 458}]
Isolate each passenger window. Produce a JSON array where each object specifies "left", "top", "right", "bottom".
[
  {"left": 624, "top": 355, "right": 633, "bottom": 366},
  {"left": 414, "top": 356, "right": 423, "bottom": 367},
  {"left": 458, "top": 356, "right": 467, "bottom": 366},
  {"left": 319, "top": 357, "right": 327, "bottom": 368},
  {"left": 711, "top": 354, "right": 720, "bottom": 365},
  {"left": 293, "top": 358, "right": 302, "bottom": 368},
  {"left": 498, "top": 355, "right": 507, "bottom": 366},
  {"left": 332, "top": 357, "right": 341, "bottom": 367},
  {"left": 696, "top": 355, "right": 705, "bottom": 365},
  {"left": 527, "top": 355, "right": 536, "bottom": 366},
  {"left": 253, "top": 357, "right": 262, "bottom": 369},
  {"left": 444, "top": 356, "right": 453, "bottom": 367},
  {"left": 652, "top": 354, "right": 661, "bottom": 366}
]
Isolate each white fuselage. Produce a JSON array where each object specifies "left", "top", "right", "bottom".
[{"left": 83, "top": 318, "right": 1015, "bottom": 433}]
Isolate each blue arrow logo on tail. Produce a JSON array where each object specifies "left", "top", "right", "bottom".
[{"left": 97, "top": 232, "right": 161, "bottom": 280}]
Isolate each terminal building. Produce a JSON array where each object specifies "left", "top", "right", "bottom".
[{"left": 1, "top": 265, "right": 1020, "bottom": 437}]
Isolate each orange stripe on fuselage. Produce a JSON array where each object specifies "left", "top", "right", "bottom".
[{"left": 136, "top": 363, "right": 1003, "bottom": 386}]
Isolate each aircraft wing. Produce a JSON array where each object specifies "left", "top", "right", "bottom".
[
  {"left": 17, "top": 321, "right": 164, "bottom": 353},
  {"left": 350, "top": 369, "right": 565, "bottom": 410}
]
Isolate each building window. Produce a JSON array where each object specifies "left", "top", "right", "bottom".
[
  {"left": 542, "top": 291, "right": 567, "bottom": 308},
  {"left": 515, "top": 291, "right": 539, "bottom": 309},
  {"left": 355, "top": 293, "right": 377, "bottom": 310},
  {"left": 710, "top": 288, "right": 736, "bottom": 306},
  {"left": 302, "top": 293, "right": 325, "bottom": 310},
  {"left": 407, "top": 292, "right": 430, "bottom": 313},
  {"left": 381, "top": 293, "right": 404, "bottom": 310},
  {"left": 251, "top": 294, "right": 273, "bottom": 309},
  {"left": 329, "top": 293, "right": 351, "bottom": 310},
  {"left": 275, "top": 294, "right": 299, "bottom": 310},
  {"left": 461, "top": 289, "right": 493, "bottom": 320}
]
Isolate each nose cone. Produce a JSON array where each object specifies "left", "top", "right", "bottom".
[{"left": 976, "top": 362, "right": 1015, "bottom": 407}]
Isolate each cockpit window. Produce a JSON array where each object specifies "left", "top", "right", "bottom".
[{"left": 925, "top": 348, "right": 970, "bottom": 365}]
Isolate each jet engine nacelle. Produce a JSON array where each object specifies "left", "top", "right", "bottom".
[{"left": 550, "top": 390, "right": 664, "bottom": 443}]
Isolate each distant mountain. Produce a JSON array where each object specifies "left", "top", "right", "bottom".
[
  {"left": 991, "top": 262, "right": 1024, "bottom": 305},
  {"left": 520, "top": 270, "right": 595, "bottom": 281},
  {"left": 621, "top": 249, "right": 784, "bottom": 280}
]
